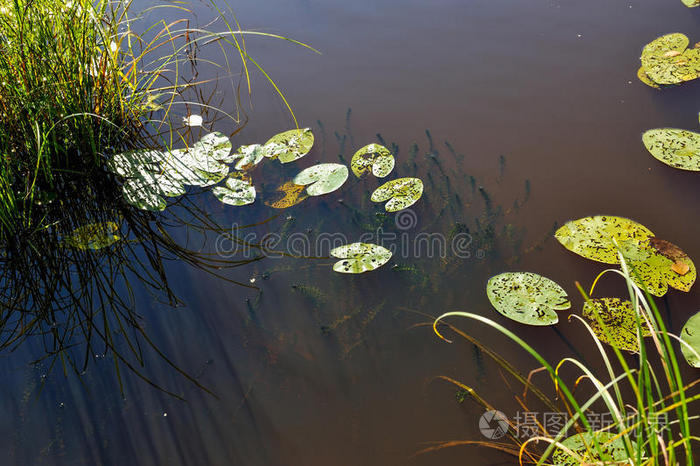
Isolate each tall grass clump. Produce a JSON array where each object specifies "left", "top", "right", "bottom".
[
  {"left": 430, "top": 255, "right": 700, "bottom": 464},
  {"left": 0, "top": 0, "right": 158, "bottom": 241}
]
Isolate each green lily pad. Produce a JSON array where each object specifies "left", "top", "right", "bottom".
[
  {"left": 555, "top": 216, "right": 654, "bottom": 264},
  {"left": 682, "top": 0, "right": 700, "bottom": 7},
  {"left": 556, "top": 216, "right": 695, "bottom": 296},
  {"left": 640, "top": 33, "right": 700, "bottom": 85},
  {"left": 106, "top": 150, "right": 161, "bottom": 177},
  {"left": 582, "top": 298, "right": 651, "bottom": 352},
  {"left": 330, "top": 242, "right": 392, "bottom": 274},
  {"left": 230, "top": 144, "right": 266, "bottom": 170},
  {"left": 192, "top": 132, "right": 233, "bottom": 162},
  {"left": 370, "top": 177, "right": 423, "bottom": 212},
  {"left": 160, "top": 148, "right": 228, "bottom": 187},
  {"left": 486, "top": 272, "right": 571, "bottom": 326},
  {"left": 350, "top": 144, "right": 395, "bottom": 178},
  {"left": 681, "top": 311, "right": 700, "bottom": 367},
  {"left": 642, "top": 128, "right": 700, "bottom": 171},
  {"left": 552, "top": 432, "right": 638, "bottom": 465},
  {"left": 212, "top": 177, "right": 256, "bottom": 206},
  {"left": 293, "top": 163, "right": 349, "bottom": 196},
  {"left": 122, "top": 178, "right": 167, "bottom": 211},
  {"left": 637, "top": 66, "right": 660, "bottom": 89},
  {"left": 64, "top": 222, "right": 120, "bottom": 250},
  {"left": 264, "top": 128, "right": 314, "bottom": 163}
]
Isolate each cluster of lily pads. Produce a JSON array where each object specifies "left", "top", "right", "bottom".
[
  {"left": 102, "top": 127, "right": 424, "bottom": 273},
  {"left": 484, "top": 215, "right": 700, "bottom": 366},
  {"left": 636, "top": 33, "right": 700, "bottom": 172}
]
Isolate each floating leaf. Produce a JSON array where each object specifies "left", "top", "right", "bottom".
[
  {"left": 640, "top": 33, "right": 700, "bottom": 85},
  {"left": 582, "top": 298, "right": 651, "bottom": 352},
  {"left": 160, "top": 148, "right": 228, "bottom": 187},
  {"left": 230, "top": 144, "right": 266, "bottom": 170},
  {"left": 293, "top": 163, "right": 349, "bottom": 196},
  {"left": 552, "top": 432, "right": 639, "bottom": 465},
  {"left": 122, "top": 178, "right": 167, "bottom": 211},
  {"left": 265, "top": 181, "right": 309, "bottom": 209},
  {"left": 637, "top": 66, "right": 660, "bottom": 89},
  {"left": 106, "top": 150, "right": 161, "bottom": 177},
  {"left": 682, "top": 0, "right": 700, "bottom": 8},
  {"left": 212, "top": 177, "right": 256, "bottom": 206},
  {"left": 555, "top": 216, "right": 654, "bottom": 264},
  {"left": 264, "top": 128, "right": 314, "bottom": 163},
  {"left": 64, "top": 222, "right": 120, "bottom": 250},
  {"left": 193, "top": 132, "right": 233, "bottom": 163},
  {"left": 330, "top": 243, "right": 392, "bottom": 274},
  {"left": 681, "top": 311, "right": 700, "bottom": 367},
  {"left": 370, "top": 177, "right": 423, "bottom": 212},
  {"left": 350, "top": 144, "right": 395, "bottom": 178},
  {"left": 642, "top": 128, "right": 700, "bottom": 171},
  {"left": 486, "top": 272, "right": 570, "bottom": 326},
  {"left": 556, "top": 216, "right": 695, "bottom": 296}
]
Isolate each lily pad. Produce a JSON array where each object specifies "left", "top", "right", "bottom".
[
  {"left": 486, "top": 272, "right": 571, "bottom": 326},
  {"left": 556, "top": 216, "right": 695, "bottom": 296},
  {"left": 293, "top": 163, "right": 349, "bottom": 196},
  {"left": 637, "top": 66, "right": 660, "bottom": 89},
  {"left": 122, "top": 177, "right": 167, "bottom": 211},
  {"left": 370, "top": 177, "right": 423, "bottom": 212},
  {"left": 106, "top": 150, "right": 161, "bottom": 177},
  {"left": 192, "top": 132, "right": 234, "bottom": 163},
  {"left": 555, "top": 216, "right": 654, "bottom": 265},
  {"left": 640, "top": 33, "right": 700, "bottom": 85},
  {"left": 160, "top": 148, "right": 228, "bottom": 187},
  {"left": 212, "top": 177, "right": 256, "bottom": 206},
  {"left": 642, "top": 128, "right": 700, "bottom": 171},
  {"left": 681, "top": 311, "right": 700, "bottom": 367},
  {"left": 64, "top": 222, "right": 120, "bottom": 250},
  {"left": 330, "top": 243, "right": 392, "bottom": 274},
  {"left": 265, "top": 181, "right": 308, "bottom": 209},
  {"left": 552, "top": 432, "right": 638, "bottom": 466},
  {"left": 682, "top": 0, "right": 700, "bottom": 8},
  {"left": 351, "top": 144, "right": 395, "bottom": 178},
  {"left": 582, "top": 298, "right": 651, "bottom": 352},
  {"left": 264, "top": 128, "right": 314, "bottom": 163},
  {"left": 230, "top": 144, "right": 266, "bottom": 170}
]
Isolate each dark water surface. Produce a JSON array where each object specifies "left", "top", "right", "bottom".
[{"left": 3, "top": 0, "right": 700, "bottom": 464}]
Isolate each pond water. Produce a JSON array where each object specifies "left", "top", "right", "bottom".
[{"left": 2, "top": 0, "right": 700, "bottom": 464}]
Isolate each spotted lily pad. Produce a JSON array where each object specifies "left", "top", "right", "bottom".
[
  {"left": 552, "top": 432, "right": 639, "bottom": 465},
  {"left": 192, "top": 132, "right": 234, "bottom": 163},
  {"left": 64, "top": 222, "right": 120, "bottom": 250},
  {"left": 640, "top": 33, "right": 700, "bottom": 85},
  {"left": 293, "top": 163, "right": 349, "bottom": 196},
  {"left": 212, "top": 177, "right": 256, "bottom": 206},
  {"left": 556, "top": 216, "right": 695, "bottom": 296},
  {"left": 681, "top": 311, "right": 700, "bottom": 367},
  {"left": 637, "top": 66, "right": 660, "bottom": 89},
  {"left": 230, "top": 144, "right": 266, "bottom": 170},
  {"left": 642, "top": 128, "right": 700, "bottom": 171},
  {"left": 555, "top": 216, "right": 654, "bottom": 265},
  {"left": 351, "top": 144, "right": 395, "bottom": 178},
  {"left": 486, "top": 272, "right": 571, "bottom": 326},
  {"left": 330, "top": 243, "right": 392, "bottom": 274},
  {"left": 264, "top": 128, "right": 314, "bottom": 163},
  {"left": 122, "top": 177, "right": 167, "bottom": 211},
  {"left": 582, "top": 298, "right": 651, "bottom": 352},
  {"left": 370, "top": 177, "right": 423, "bottom": 212},
  {"left": 106, "top": 150, "right": 161, "bottom": 177},
  {"left": 265, "top": 181, "right": 309, "bottom": 209}
]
